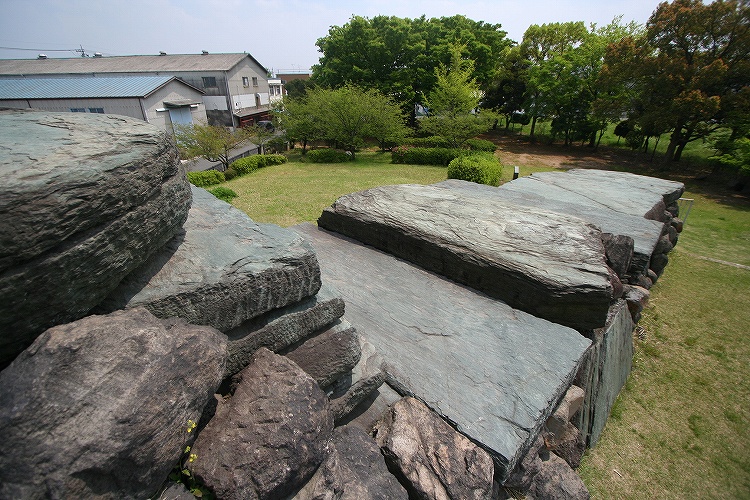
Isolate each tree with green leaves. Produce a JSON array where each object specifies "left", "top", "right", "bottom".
[
  {"left": 419, "top": 47, "right": 496, "bottom": 147},
  {"left": 174, "top": 124, "right": 250, "bottom": 170},
  {"left": 603, "top": 0, "right": 750, "bottom": 164},
  {"left": 278, "top": 85, "right": 409, "bottom": 159},
  {"left": 313, "top": 15, "right": 511, "bottom": 122}
]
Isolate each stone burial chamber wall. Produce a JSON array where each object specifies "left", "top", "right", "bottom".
[{"left": 0, "top": 110, "right": 684, "bottom": 500}]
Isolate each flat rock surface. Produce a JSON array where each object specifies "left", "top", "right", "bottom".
[
  {"left": 521, "top": 169, "right": 684, "bottom": 220},
  {"left": 294, "top": 224, "right": 591, "bottom": 481},
  {"left": 318, "top": 183, "right": 617, "bottom": 330},
  {"left": 436, "top": 178, "right": 666, "bottom": 276},
  {"left": 0, "top": 110, "right": 191, "bottom": 365},
  {"left": 97, "top": 186, "right": 321, "bottom": 332}
]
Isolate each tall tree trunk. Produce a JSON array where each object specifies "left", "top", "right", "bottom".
[
  {"left": 530, "top": 115, "right": 538, "bottom": 142},
  {"left": 650, "top": 135, "right": 661, "bottom": 162},
  {"left": 664, "top": 130, "right": 682, "bottom": 164},
  {"left": 673, "top": 123, "right": 696, "bottom": 162}
]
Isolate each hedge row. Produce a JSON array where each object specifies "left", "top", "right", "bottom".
[
  {"left": 391, "top": 146, "right": 468, "bottom": 166},
  {"left": 306, "top": 148, "right": 353, "bottom": 163},
  {"left": 186, "top": 170, "right": 225, "bottom": 187},
  {"left": 225, "top": 154, "right": 287, "bottom": 180},
  {"left": 447, "top": 153, "right": 502, "bottom": 186},
  {"left": 405, "top": 136, "right": 453, "bottom": 148}
]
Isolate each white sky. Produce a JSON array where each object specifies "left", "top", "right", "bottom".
[{"left": 0, "top": 0, "right": 659, "bottom": 72}]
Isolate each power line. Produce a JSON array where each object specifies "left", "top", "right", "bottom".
[{"left": 0, "top": 46, "right": 77, "bottom": 52}]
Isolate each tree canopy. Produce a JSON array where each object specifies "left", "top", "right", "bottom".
[
  {"left": 276, "top": 85, "right": 409, "bottom": 158},
  {"left": 312, "top": 15, "right": 511, "bottom": 120},
  {"left": 603, "top": 0, "right": 750, "bottom": 163}
]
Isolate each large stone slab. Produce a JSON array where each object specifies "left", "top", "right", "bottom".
[
  {"left": 97, "top": 186, "right": 321, "bottom": 332},
  {"left": 0, "top": 307, "right": 227, "bottom": 500},
  {"left": 436, "top": 178, "right": 667, "bottom": 278},
  {"left": 293, "top": 224, "right": 592, "bottom": 481},
  {"left": 0, "top": 110, "right": 191, "bottom": 366},
  {"left": 522, "top": 169, "right": 684, "bottom": 221},
  {"left": 318, "top": 184, "right": 618, "bottom": 331},
  {"left": 574, "top": 300, "right": 634, "bottom": 447}
]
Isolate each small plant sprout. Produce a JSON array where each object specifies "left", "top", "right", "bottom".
[{"left": 186, "top": 419, "right": 197, "bottom": 433}]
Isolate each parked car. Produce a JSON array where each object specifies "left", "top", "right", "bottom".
[{"left": 257, "top": 120, "right": 275, "bottom": 132}]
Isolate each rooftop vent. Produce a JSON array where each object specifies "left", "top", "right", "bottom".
[
  {"left": 94, "top": 52, "right": 103, "bottom": 57},
  {"left": 159, "top": 51, "right": 167, "bottom": 56},
  {"left": 202, "top": 50, "right": 209, "bottom": 55},
  {"left": 37, "top": 54, "right": 47, "bottom": 59}
]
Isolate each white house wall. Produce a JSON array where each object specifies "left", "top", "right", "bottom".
[
  {"left": 2, "top": 97, "right": 145, "bottom": 119},
  {"left": 141, "top": 80, "right": 207, "bottom": 131},
  {"left": 203, "top": 96, "right": 228, "bottom": 111},
  {"left": 225, "top": 59, "right": 271, "bottom": 119}
]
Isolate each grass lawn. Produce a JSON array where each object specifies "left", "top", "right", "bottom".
[{"left": 216, "top": 145, "right": 750, "bottom": 498}]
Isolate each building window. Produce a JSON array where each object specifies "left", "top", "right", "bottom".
[
  {"left": 70, "top": 108, "right": 86, "bottom": 112},
  {"left": 88, "top": 108, "right": 105, "bottom": 114},
  {"left": 202, "top": 76, "right": 217, "bottom": 88},
  {"left": 252, "top": 76, "right": 258, "bottom": 87},
  {"left": 242, "top": 76, "right": 249, "bottom": 87}
]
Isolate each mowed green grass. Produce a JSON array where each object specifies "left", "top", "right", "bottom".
[
  {"left": 222, "top": 151, "right": 447, "bottom": 227},
  {"left": 578, "top": 204, "right": 750, "bottom": 498},
  {"left": 217, "top": 148, "right": 750, "bottom": 498}
]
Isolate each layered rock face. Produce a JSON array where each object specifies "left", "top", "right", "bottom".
[
  {"left": 0, "top": 110, "right": 192, "bottom": 366},
  {"left": 1, "top": 111, "right": 684, "bottom": 500}
]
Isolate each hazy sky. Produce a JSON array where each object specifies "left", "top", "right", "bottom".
[{"left": 0, "top": 0, "right": 660, "bottom": 72}]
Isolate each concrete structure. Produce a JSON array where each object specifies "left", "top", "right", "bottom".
[
  {"left": 0, "top": 76, "right": 206, "bottom": 133},
  {"left": 0, "top": 52, "right": 272, "bottom": 128}
]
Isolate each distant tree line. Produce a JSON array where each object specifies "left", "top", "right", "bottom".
[{"left": 288, "top": 0, "right": 749, "bottom": 168}]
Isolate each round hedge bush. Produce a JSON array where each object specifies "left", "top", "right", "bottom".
[
  {"left": 186, "top": 170, "right": 225, "bottom": 187},
  {"left": 306, "top": 149, "right": 352, "bottom": 163},
  {"left": 447, "top": 154, "right": 502, "bottom": 186}
]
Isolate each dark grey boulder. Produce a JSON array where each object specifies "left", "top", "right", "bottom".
[
  {"left": 574, "top": 300, "right": 634, "bottom": 447},
  {"left": 601, "top": 233, "right": 634, "bottom": 279},
  {"left": 373, "top": 396, "right": 495, "bottom": 500},
  {"left": 283, "top": 318, "right": 361, "bottom": 388},
  {"left": 0, "top": 110, "right": 191, "bottom": 366},
  {"left": 189, "top": 348, "right": 333, "bottom": 500},
  {"left": 528, "top": 451, "right": 590, "bottom": 500},
  {"left": 0, "top": 307, "right": 227, "bottom": 500},
  {"left": 97, "top": 186, "right": 321, "bottom": 332},
  {"left": 224, "top": 284, "right": 345, "bottom": 377},
  {"left": 327, "top": 334, "right": 386, "bottom": 425},
  {"left": 318, "top": 184, "right": 617, "bottom": 331},
  {"left": 293, "top": 224, "right": 591, "bottom": 481},
  {"left": 340, "top": 382, "right": 403, "bottom": 433},
  {"left": 291, "top": 425, "right": 408, "bottom": 500}
]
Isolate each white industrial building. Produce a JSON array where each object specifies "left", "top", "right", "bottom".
[
  {"left": 0, "top": 52, "right": 277, "bottom": 129},
  {"left": 0, "top": 76, "right": 206, "bottom": 133}
]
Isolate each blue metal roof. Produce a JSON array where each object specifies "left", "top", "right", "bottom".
[{"left": 0, "top": 75, "right": 177, "bottom": 99}]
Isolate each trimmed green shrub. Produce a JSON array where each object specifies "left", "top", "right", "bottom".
[
  {"left": 447, "top": 154, "right": 502, "bottom": 186},
  {"left": 391, "top": 147, "right": 466, "bottom": 166},
  {"left": 263, "top": 154, "right": 287, "bottom": 166},
  {"left": 186, "top": 170, "right": 225, "bottom": 187},
  {"left": 307, "top": 148, "right": 352, "bottom": 163},
  {"left": 464, "top": 138, "right": 497, "bottom": 152},
  {"left": 224, "top": 167, "right": 238, "bottom": 181},
  {"left": 406, "top": 136, "right": 453, "bottom": 148},
  {"left": 231, "top": 155, "right": 267, "bottom": 175},
  {"left": 208, "top": 186, "right": 238, "bottom": 203}
]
